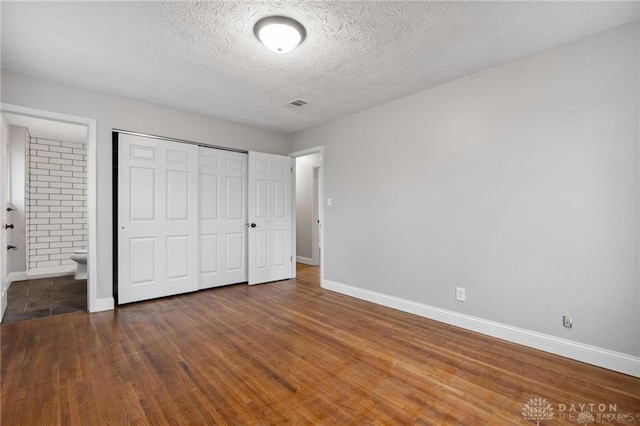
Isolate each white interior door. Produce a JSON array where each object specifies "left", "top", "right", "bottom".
[
  {"left": 198, "top": 147, "right": 247, "bottom": 289},
  {"left": 248, "top": 152, "right": 293, "bottom": 285},
  {"left": 118, "top": 134, "right": 199, "bottom": 304},
  {"left": 0, "top": 116, "right": 9, "bottom": 320}
]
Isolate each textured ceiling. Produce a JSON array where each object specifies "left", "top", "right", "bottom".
[{"left": 2, "top": 1, "right": 638, "bottom": 134}]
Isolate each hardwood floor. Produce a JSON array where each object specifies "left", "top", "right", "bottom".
[{"left": 1, "top": 264, "right": 638, "bottom": 424}]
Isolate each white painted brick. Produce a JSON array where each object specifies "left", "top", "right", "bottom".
[
  {"left": 37, "top": 224, "right": 60, "bottom": 231},
  {"left": 61, "top": 153, "right": 83, "bottom": 161},
  {"left": 49, "top": 158, "right": 73, "bottom": 166},
  {"left": 30, "top": 230, "right": 50, "bottom": 237},
  {"left": 37, "top": 236, "right": 61, "bottom": 243},
  {"left": 38, "top": 248, "right": 61, "bottom": 255},
  {"left": 34, "top": 212, "right": 59, "bottom": 218},
  {"left": 61, "top": 235, "right": 83, "bottom": 242},
  {"left": 30, "top": 255, "right": 49, "bottom": 262},
  {"left": 39, "top": 163, "right": 61, "bottom": 171},
  {"left": 50, "top": 230, "right": 73, "bottom": 236},
  {"left": 35, "top": 139, "right": 61, "bottom": 146},
  {"left": 50, "top": 182, "right": 72, "bottom": 189},
  {"left": 62, "top": 201, "right": 83, "bottom": 207},
  {"left": 37, "top": 175, "right": 61, "bottom": 182},
  {"left": 72, "top": 183, "right": 86, "bottom": 190},
  {"left": 61, "top": 177, "right": 83, "bottom": 184},
  {"left": 29, "top": 218, "right": 49, "bottom": 225},
  {"left": 61, "top": 141, "right": 82, "bottom": 149},
  {"left": 50, "top": 170, "right": 73, "bottom": 177},
  {"left": 73, "top": 229, "right": 87, "bottom": 236},
  {"left": 30, "top": 193, "right": 49, "bottom": 200},
  {"left": 37, "top": 188, "right": 60, "bottom": 194},
  {"left": 30, "top": 168, "right": 49, "bottom": 176},
  {"left": 35, "top": 150, "right": 61, "bottom": 158},
  {"left": 50, "top": 194, "right": 72, "bottom": 201},
  {"left": 49, "top": 146, "right": 73, "bottom": 154},
  {"left": 66, "top": 213, "right": 84, "bottom": 218},
  {"left": 72, "top": 195, "right": 86, "bottom": 201},
  {"left": 31, "top": 156, "right": 50, "bottom": 163},
  {"left": 73, "top": 172, "right": 86, "bottom": 178},
  {"left": 50, "top": 218, "right": 72, "bottom": 224},
  {"left": 49, "top": 253, "right": 72, "bottom": 261},
  {"left": 73, "top": 148, "right": 87, "bottom": 155},
  {"left": 38, "top": 200, "right": 61, "bottom": 206},
  {"left": 50, "top": 206, "right": 72, "bottom": 212},
  {"left": 63, "top": 224, "right": 83, "bottom": 230},
  {"left": 30, "top": 243, "right": 49, "bottom": 250},
  {"left": 65, "top": 189, "right": 83, "bottom": 195},
  {"left": 50, "top": 241, "right": 73, "bottom": 248}
]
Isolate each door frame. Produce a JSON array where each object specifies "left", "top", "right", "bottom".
[
  {"left": 289, "top": 146, "right": 324, "bottom": 284},
  {"left": 0, "top": 103, "right": 99, "bottom": 313}
]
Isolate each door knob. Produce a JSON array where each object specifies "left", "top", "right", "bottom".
[
  {"left": 4, "top": 224, "right": 14, "bottom": 229},
  {"left": 250, "top": 223, "right": 256, "bottom": 228}
]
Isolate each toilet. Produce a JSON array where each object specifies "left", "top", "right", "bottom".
[{"left": 70, "top": 250, "right": 88, "bottom": 280}]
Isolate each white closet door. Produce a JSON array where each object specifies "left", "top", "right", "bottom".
[
  {"left": 247, "top": 152, "right": 293, "bottom": 285},
  {"left": 198, "top": 147, "right": 247, "bottom": 289},
  {"left": 118, "top": 134, "right": 199, "bottom": 304}
]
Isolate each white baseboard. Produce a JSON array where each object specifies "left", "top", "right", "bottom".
[
  {"left": 27, "top": 266, "right": 75, "bottom": 279},
  {"left": 7, "top": 271, "right": 27, "bottom": 285},
  {"left": 296, "top": 256, "right": 315, "bottom": 265},
  {"left": 91, "top": 297, "right": 114, "bottom": 313},
  {"left": 322, "top": 279, "right": 640, "bottom": 378}
]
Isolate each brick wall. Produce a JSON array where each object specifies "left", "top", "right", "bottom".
[{"left": 26, "top": 138, "right": 87, "bottom": 272}]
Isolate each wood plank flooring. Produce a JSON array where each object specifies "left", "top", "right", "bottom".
[{"left": 1, "top": 264, "right": 638, "bottom": 425}]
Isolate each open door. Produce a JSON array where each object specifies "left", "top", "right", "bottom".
[
  {"left": 0, "top": 116, "right": 8, "bottom": 319},
  {"left": 247, "top": 152, "right": 293, "bottom": 285}
]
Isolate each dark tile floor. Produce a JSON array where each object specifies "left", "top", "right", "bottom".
[{"left": 2, "top": 275, "right": 87, "bottom": 324}]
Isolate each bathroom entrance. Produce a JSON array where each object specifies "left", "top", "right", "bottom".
[{"left": 1, "top": 113, "right": 89, "bottom": 323}]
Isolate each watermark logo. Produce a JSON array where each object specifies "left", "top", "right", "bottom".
[
  {"left": 522, "top": 397, "right": 554, "bottom": 425},
  {"left": 520, "top": 398, "right": 639, "bottom": 424}
]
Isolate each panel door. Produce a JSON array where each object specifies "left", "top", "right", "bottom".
[
  {"left": 247, "top": 152, "right": 293, "bottom": 285},
  {"left": 118, "top": 134, "right": 199, "bottom": 304},
  {"left": 198, "top": 147, "right": 247, "bottom": 289}
]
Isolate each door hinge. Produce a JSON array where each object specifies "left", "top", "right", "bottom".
[
  {"left": 290, "top": 256, "right": 293, "bottom": 262},
  {"left": 291, "top": 167, "right": 293, "bottom": 173}
]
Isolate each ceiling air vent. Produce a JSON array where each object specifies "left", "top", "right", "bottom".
[{"left": 288, "top": 99, "right": 308, "bottom": 107}]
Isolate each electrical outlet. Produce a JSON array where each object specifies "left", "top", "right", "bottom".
[
  {"left": 455, "top": 287, "right": 466, "bottom": 302},
  {"left": 563, "top": 315, "right": 573, "bottom": 329}
]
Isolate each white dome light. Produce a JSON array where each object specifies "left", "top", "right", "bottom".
[{"left": 254, "top": 16, "right": 306, "bottom": 54}]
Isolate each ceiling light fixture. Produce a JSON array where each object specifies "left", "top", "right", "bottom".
[{"left": 254, "top": 16, "right": 306, "bottom": 53}]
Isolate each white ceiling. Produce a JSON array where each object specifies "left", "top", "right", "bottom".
[
  {"left": 3, "top": 113, "right": 87, "bottom": 144},
  {"left": 2, "top": 1, "right": 638, "bottom": 134}
]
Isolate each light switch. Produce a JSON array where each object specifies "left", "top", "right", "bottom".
[{"left": 327, "top": 197, "right": 332, "bottom": 207}]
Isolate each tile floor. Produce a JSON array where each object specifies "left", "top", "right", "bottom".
[{"left": 2, "top": 275, "right": 87, "bottom": 324}]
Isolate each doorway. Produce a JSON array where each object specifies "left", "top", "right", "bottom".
[
  {"left": 0, "top": 104, "right": 98, "bottom": 321},
  {"left": 290, "top": 147, "right": 324, "bottom": 284}
]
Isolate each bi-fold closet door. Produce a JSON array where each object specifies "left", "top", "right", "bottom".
[{"left": 118, "top": 133, "right": 293, "bottom": 305}]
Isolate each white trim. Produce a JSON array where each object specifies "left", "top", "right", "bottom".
[
  {"left": 93, "top": 297, "right": 115, "bottom": 312},
  {"left": 7, "top": 271, "right": 27, "bottom": 285},
  {"left": 296, "top": 256, "right": 314, "bottom": 265},
  {"left": 289, "top": 146, "right": 324, "bottom": 284},
  {"left": 322, "top": 279, "right": 640, "bottom": 378},
  {"left": 0, "top": 104, "right": 101, "bottom": 313},
  {"left": 27, "top": 266, "right": 74, "bottom": 279}
]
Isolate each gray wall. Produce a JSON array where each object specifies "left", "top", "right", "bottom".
[
  {"left": 291, "top": 23, "right": 639, "bottom": 356},
  {"left": 7, "top": 126, "right": 27, "bottom": 275},
  {"left": 296, "top": 153, "right": 321, "bottom": 261},
  {"left": 1, "top": 70, "right": 291, "bottom": 301}
]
